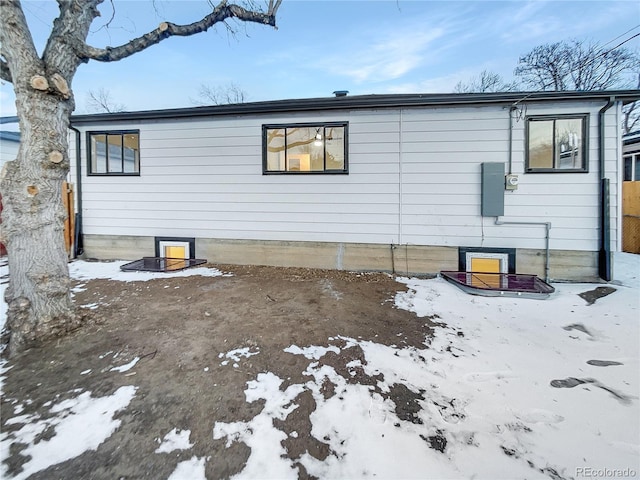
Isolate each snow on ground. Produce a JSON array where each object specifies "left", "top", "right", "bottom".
[
  {"left": 215, "top": 252, "right": 639, "bottom": 479},
  {"left": 167, "top": 456, "right": 207, "bottom": 480},
  {"left": 68, "top": 260, "right": 229, "bottom": 283},
  {"left": 155, "top": 428, "right": 194, "bottom": 454},
  {"left": 0, "top": 254, "right": 638, "bottom": 478},
  {"left": 0, "top": 386, "right": 137, "bottom": 480}
]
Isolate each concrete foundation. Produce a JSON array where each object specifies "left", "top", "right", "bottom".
[{"left": 81, "top": 234, "right": 600, "bottom": 281}]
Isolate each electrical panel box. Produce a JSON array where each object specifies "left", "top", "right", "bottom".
[{"left": 481, "top": 163, "right": 505, "bottom": 217}]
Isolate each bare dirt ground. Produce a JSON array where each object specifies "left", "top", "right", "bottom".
[{"left": 1, "top": 264, "right": 437, "bottom": 479}]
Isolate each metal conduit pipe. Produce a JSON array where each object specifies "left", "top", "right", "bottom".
[
  {"left": 507, "top": 105, "right": 517, "bottom": 175},
  {"left": 494, "top": 218, "right": 552, "bottom": 282}
]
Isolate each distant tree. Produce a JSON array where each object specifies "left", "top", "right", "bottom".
[
  {"left": 453, "top": 70, "right": 519, "bottom": 93},
  {"left": 514, "top": 39, "right": 639, "bottom": 91},
  {"left": 86, "top": 88, "right": 127, "bottom": 113},
  {"left": 192, "top": 81, "right": 247, "bottom": 105},
  {"left": 623, "top": 73, "right": 640, "bottom": 134},
  {"left": 0, "top": 0, "right": 282, "bottom": 356}
]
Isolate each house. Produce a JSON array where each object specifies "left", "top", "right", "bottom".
[
  {"left": 0, "top": 130, "right": 20, "bottom": 170},
  {"left": 68, "top": 90, "right": 640, "bottom": 282},
  {"left": 622, "top": 130, "right": 640, "bottom": 253},
  {"left": 0, "top": 129, "right": 20, "bottom": 257}
]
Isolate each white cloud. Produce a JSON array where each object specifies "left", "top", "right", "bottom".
[
  {"left": 385, "top": 68, "right": 479, "bottom": 94},
  {"left": 318, "top": 27, "right": 447, "bottom": 84}
]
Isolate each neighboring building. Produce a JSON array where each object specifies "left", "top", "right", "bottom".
[
  {"left": 0, "top": 130, "right": 20, "bottom": 169},
  {"left": 0, "top": 130, "right": 20, "bottom": 257},
  {"left": 622, "top": 130, "right": 640, "bottom": 253},
  {"left": 68, "top": 90, "right": 640, "bottom": 282}
]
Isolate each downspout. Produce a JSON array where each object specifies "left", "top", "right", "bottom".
[
  {"left": 69, "top": 124, "right": 83, "bottom": 258},
  {"left": 494, "top": 218, "right": 552, "bottom": 283},
  {"left": 398, "top": 108, "right": 404, "bottom": 245},
  {"left": 598, "top": 97, "right": 614, "bottom": 281}
]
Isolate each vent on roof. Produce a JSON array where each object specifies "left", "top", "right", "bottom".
[{"left": 333, "top": 90, "right": 349, "bottom": 97}]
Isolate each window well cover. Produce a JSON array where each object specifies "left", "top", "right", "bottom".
[{"left": 120, "top": 257, "right": 207, "bottom": 273}]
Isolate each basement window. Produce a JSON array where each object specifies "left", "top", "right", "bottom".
[
  {"left": 459, "top": 247, "right": 515, "bottom": 290},
  {"left": 88, "top": 130, "right": 140, "bottom": 175},
  {"left": 525, "top": 115, "right": 588, "bottom": 173},
  {"left": 263, "top": 122, "right": 348, "bottom": 174},
  {"left": 155, "top": 237, "right": 196, "bottom": 259}
]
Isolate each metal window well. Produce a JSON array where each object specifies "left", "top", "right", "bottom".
[
  {"left": 120, "top": 257, "right": 207, "bottom": 273},
  {"left": 440, "top": 271, "right": 555, "bottom": 299}
]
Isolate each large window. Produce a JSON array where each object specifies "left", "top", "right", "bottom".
[
  {"left": 263, "top": 122, "right": 348, "bottom": 174},
  {"left": 525, "top": 115, "right": 588, "bottom": 173},
  {"left": 88, "top": 130, "right": 140, "bottom": 175}
]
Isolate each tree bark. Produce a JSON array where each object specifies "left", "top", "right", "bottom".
[{"left": 2, "top": 91, "right": 79, "bottom": 355}]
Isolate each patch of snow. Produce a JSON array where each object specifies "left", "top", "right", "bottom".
[
  {"left": 80, "top": 302, "right": 99, "bottom": 310},
  {"left": 80, "top": 369, "right": 91, "bottom": 375},
  {"left": 155, "top": 428, "right": 193, "bottom": 454},
  {"left": 213, "top": 372, "right": 304, "bottom": 479},
  {"left": 219, "top": 347, "right": 260, "bottom": 366},
  {"left": 0, "top": 386, "right": 136, "bottom": 480},
  {"left": 167, "top": 456, "right": 206, "bottom": 480},
  {"left": 110, "top": 357, "right": 140, "bottom": 373},
  {"left": 283, "top": 344, "right": 340, "bottom": 360},
  {"left": 68, "top": 260, "right": 230, "bottom": 283}
]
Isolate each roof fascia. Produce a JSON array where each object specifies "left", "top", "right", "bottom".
[{"left": 70, "top": 90, "right": 640, "bottom": 125}]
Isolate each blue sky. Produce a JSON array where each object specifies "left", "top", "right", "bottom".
[{"left": 1, "top": 0, "right": 639, "bottom": 117}]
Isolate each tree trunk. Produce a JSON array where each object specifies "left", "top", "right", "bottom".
[{"left": 2, "top": 89, "right": 79, "bottom": 356}]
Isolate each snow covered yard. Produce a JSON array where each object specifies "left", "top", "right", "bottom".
[{"left": 0, "top": 254, "right": 638, "bottom": 479}]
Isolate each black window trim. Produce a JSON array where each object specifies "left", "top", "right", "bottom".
[
  {"left": 87, "top": 129, "right": 141, "bottom": 176},
  {"left": 262, "top": 121, "right": 349, "bottom": 175},
  {"left": 525, "top": 113, "right": 589, "bottom": 174}
]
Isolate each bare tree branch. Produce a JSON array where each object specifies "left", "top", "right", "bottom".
[
  {"left": 515, "top": 39, "right": 639, "bottom": 91},
  {"left": 454, "top": 70, "right": 519, "bottom": 93},
  {"left": 43, "top": 0, "right": 102, "bottom": 77},
  {"left": 77, "top": 1, "right": 280, "bottom": 63},
  {"left": 86, "top": 87, "right": 127, "bottom": 113},
  {"left": 192, "top": 81, "right": 247, "bottom": 105},
  {"left": 0, "top": 0, "right": 43, "bottom": 80},
  {"left": 623, "top": 73, "right": 640, "bottom": 134}
]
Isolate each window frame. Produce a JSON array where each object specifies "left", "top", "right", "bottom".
[
  {"left": 87, "top": 129, "right": 141, "bottom": 176},
  {"left": 262, "top": 122, "right": 349, "bottom": 175},
  {"left": 525, "top": 114, "right": 589, "bottom": 174},
  {"left": 623, "top": 149, "right": 640, "bottom": 181}
]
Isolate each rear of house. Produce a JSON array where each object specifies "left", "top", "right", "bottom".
[{"left": 68, "top": 91, "right": 639, "bottom": 281}]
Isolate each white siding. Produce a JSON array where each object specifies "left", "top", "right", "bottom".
[
  {"left": 70, "top": 99, "right": 622, "bottom": 253},
  {"left": 399, "top": 101, "right": 619, "bottom": 251},
  {"left": 72, "top": 110, "right": 401, "bottom": 245},
  {"left": 0, "top": 138, "right": 19, "bottom": 168}
]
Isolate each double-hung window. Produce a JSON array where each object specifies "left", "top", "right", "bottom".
[
  {"left": 88, "top": 130, "right": 140, "bottom": 175},
  {"left": 263, "top": 122, "right": 348, "bottom": 174},
  {"left": 525, "top": 115, "right": 588, "bottom": 173}
]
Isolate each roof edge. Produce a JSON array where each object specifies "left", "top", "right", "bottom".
[{"left": 69, "top": 90, "right": 640, "bottom": 124}]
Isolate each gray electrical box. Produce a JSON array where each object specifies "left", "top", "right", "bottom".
[{"left": 481, "top": 163, "right": 505, "bottom": 217}]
